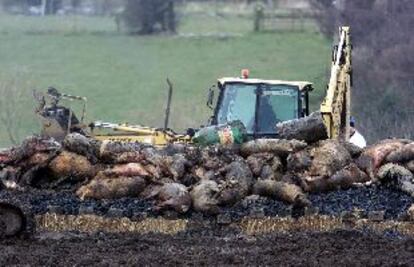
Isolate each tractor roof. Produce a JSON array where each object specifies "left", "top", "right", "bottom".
[{"left": 218, "top": 78, "right": 313, "bottom": 91}]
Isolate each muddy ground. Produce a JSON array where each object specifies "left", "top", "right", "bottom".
[
  {"left": 1, "top": 185, "right": 414, "bottom": 266},
  {"left": 1, "top": 185, "right": 413, "bottom": 220},
  {"left": 1, "top": 230, "right": 414, "bottom": 266}
]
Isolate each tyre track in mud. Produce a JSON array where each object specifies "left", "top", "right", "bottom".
[{"left": 1, "top": 230, "right": 414, "bottom": 266}]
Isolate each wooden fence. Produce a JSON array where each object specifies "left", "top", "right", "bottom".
[{"left": 254, "top": 8, "right": 318, "bottom": 32}]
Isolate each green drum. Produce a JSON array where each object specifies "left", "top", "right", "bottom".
[{"left": 193, "top": 120, "right": 247, "bottom": 146}]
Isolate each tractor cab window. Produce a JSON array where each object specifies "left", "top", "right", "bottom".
[
  {"left": 258, "top": 84, "right": 299, "bottom": 133},
  {"left": 216, "top": 83, "right": 256, "bottom": 132},
  {"left": 216, "top": 82, "right": 300, "bottom": 135}
]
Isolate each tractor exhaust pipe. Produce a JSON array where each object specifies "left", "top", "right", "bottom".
[{"left": 164, "top": 78, "right": 173, "bottom": 130}]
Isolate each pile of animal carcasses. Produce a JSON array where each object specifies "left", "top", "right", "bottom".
[{"left": 1, "top": 133, "right": 414, "bottom": 215}]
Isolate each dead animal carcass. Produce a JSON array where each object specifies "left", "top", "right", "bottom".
[
  {"left": 4, "top": 136, "right": 61, "bottom": 164},
  {"left": 357, "top": 139, "right": 409, "bottom": 179},
  {"left": 246, "top": 153, "right": 283, "bottom": 180},
  {"left": 308, "top": 140, "right": 352, "bottom": 177},
  {"left": 386, "top": 143, "right": 414, "bottom": 164},
  {"left": 76, "top": 176, "right": 147, "bottom": 200},
  {"left": 302, "top": 163, "right": 369, "bottom": 193},
  {"left": 377, "top": 163, "right": 414, "bottom": 197},
  {"left": 103, "top": 163, "right": 150, "bottom": 178},
  {"left": 240, "top": 139, "right": 307, "bottom": 158},
  {"left": 63, "top": 133, "right": 100, "bottom": 163},
  {"left": 164, "top": 154, "right": 190, "bottom": 180},
  {"left": 190, "top": 180, "right": 220, "bottom": 214},
  {"left": 252, "top": 179, "right": 310, "bottom": 207},
  {"left": 49, "top": 151, "right": 96, "bottom": 180},
  {"left": 150, "top": 183, "right": 192, "bottom": 214},
  {"left": 217, "top": 161, "right": 253, "bottom": 206},
  {"left": 99, "top": 140, "right": 144, "bottom": 162}
]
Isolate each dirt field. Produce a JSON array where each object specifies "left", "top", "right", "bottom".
[
  {"left": 0, "top": 186, "right": 413, "bottom": 266},
  {"left": 1, "top": 230, "right": 414, "bottom": 266}
]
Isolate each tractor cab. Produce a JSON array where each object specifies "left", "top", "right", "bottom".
[{"left": 208, "top": 74, "right": 313, "bottom": 137}]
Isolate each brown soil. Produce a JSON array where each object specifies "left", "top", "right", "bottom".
[{"left": 1, "top": 230, "right": 414, "bottom": 266}]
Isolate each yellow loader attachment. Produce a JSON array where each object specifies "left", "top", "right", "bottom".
[
  {"left": 320, "top": 26, "right": 352, "bottom": 141},
  {"left": 91, "top": 121, "right": 191, "bottom": 146}
]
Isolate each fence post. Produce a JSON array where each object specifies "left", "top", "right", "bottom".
[
  {"left": 254, "top": 4, "right": 264, "bottom": 32},
  {"left": 299, "top": 10, "right": 305, "bottom": 32}
]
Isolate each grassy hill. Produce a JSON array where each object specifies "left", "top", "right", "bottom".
[{"left": 0, "top": 10, "right": 331, "bottom": 147}]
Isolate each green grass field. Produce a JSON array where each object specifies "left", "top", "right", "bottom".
[{"left": 0, "top": 8, "right": 330, "bottom": 147}]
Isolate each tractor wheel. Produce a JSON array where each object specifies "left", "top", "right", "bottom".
[{"left": 0, "top": 203, "right": 26, "bottom": 238}]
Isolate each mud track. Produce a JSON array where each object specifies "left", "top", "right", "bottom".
[{"left": 1, "top": 230, "right": 414, "bottom": 266}]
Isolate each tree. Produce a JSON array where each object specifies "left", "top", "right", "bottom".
[
  {"left": 311, "top": 0, "right": 414, "bottom": 141},
  {"left": 122, "top": 0, "right": 177, "bottom": 34},
  {"left": 42, "top": 0, "right": 62, "bottom": 15},
  {"left": 70, "top": 0, "right": 81, "bottom": 9}
]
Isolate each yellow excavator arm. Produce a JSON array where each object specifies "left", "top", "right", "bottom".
[{"left": 320, "top": 26, "right": 352, "bottom": 141}]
